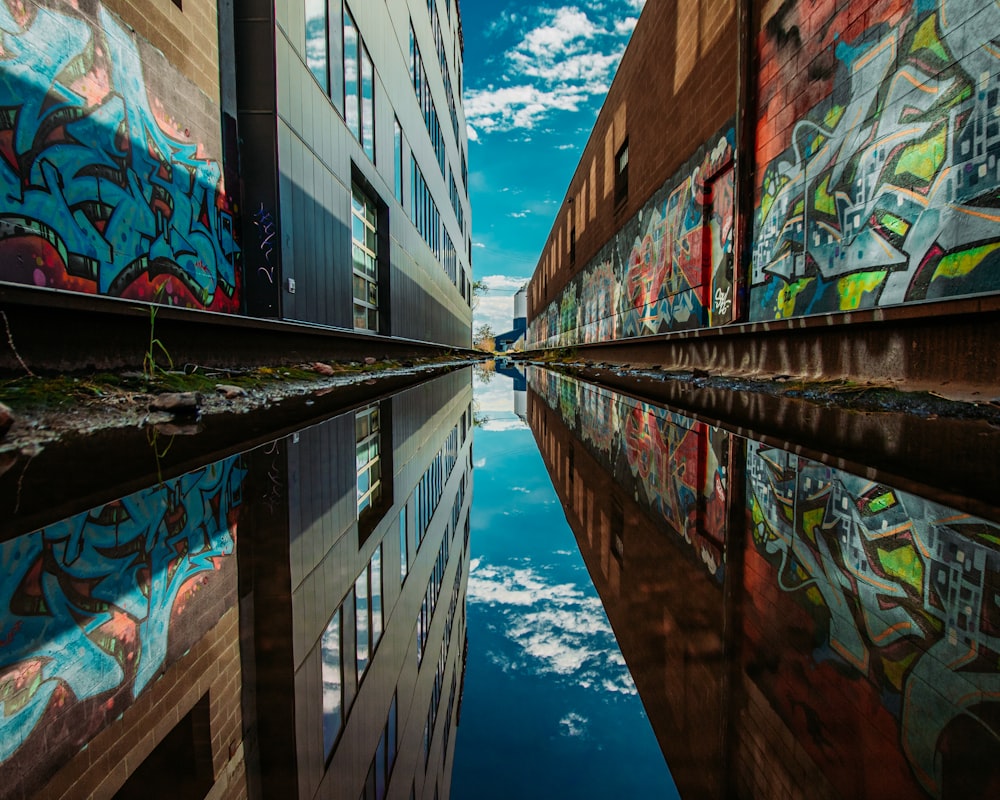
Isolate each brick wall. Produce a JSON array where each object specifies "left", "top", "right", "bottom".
[
  {"left": 0, "top": 1, "right": 238, "bottom": 313},
  {"left": 751, "top": 0, "right": 1000, "bottom": 320},
  {"left": 102, "top": 0, "right": 221, "bottom": 102},
  {"left": 528, "top": 0, "right": 738, "bottom": 320},
  {"left": 38, "top": 606, "right": 246, "bottom": 800}
]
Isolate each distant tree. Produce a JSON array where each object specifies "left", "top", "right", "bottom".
[
  {"left": 473, "top": 323, "right": 495, "bottom": 352},
  {"left": 472, "top": 279, "right": 488, "bottom": 310}
]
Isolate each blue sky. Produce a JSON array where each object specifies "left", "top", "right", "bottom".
[
  {"left": 451, "top": 370, "right": 677, "bottom": 797},
  {"left": 460, "top": 1, "right": 646, "bottom": 334}
]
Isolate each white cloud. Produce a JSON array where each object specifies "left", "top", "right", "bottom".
[
  {"left": 469, "top": 559, "right": 637, "bottom": 695},
  {"left": 509, "top": 210, "right": 530, "bottom": 218},
  {"left": 480, "top": 417, "right": 529, "bottom": 431},
  {"left": 466, "top": 4, "right": 638, "bottom": 136},
  {"left": 560, "top": 712, "right": 588, "bottom": 737}
]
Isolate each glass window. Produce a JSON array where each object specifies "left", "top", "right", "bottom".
[
  {"left": 615, "top": 139, "right": 629, "bottom": 205},
  {"left": 321, "top": 607, "right": 343, "bottom": 756},
  {"left": 351, "top": 183, "right": 379, "bottom": 332},
  {"left": 344, "top": 7, "right": 360, "bottom": 140},
  {"left": 371, "top": 546, "right": 383, "bottom": 647},
  {"left": 305, "top": 0, "right": 329, "bottom": 93},
  {"left": 399, "top": 505, "right": 408, "bottom": 582},
  {"left": 356, "top": 404, "right": 382, "bottom": 511},
  {"left": 361, "top": 45, "right": 375, "bottom": 161},
  {"left": 394, "top": 119, "right": 403, "bottom": 204},
  {"left": 356, "top": 570, "right": 369, "bottom": 676}
]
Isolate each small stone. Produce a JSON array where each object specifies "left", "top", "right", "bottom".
[
  {"left": 215, "top": 383, "right": 247, "bottom": 399},
  {"left": 149, "top": 392, "right": 202, "bottom": 415},
  {"left": 0, "top": 402, "right": 13, "bottom": 439},
  {"left": 364, "top": 356, "right": 377, "bottom": 365},
  {"left": 312, "top": 362, "right": 335, "bottom": 375}
]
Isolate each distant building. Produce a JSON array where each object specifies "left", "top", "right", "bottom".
[{"left": 494, "top": 285, "right": 527, "bottom": 351}]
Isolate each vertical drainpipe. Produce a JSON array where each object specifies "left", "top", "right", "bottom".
[
  {"left": 723, "top": 0, "right": 758, "bottom": 794},
  {"left": 732, "top": 0, "right": 760, "bottom": 325}
]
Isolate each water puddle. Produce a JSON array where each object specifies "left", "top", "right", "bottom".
[{"left": 1, "top": 363, "right": 996, "bottom": 799}]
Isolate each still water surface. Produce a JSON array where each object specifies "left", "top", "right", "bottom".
[{"left": 0, "top": 364, "right": 997, "bottom": 799}]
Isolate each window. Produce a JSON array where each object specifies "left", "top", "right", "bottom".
[
  {"left": 352, "top": 183, "right": 379, "bottom": 332},
  {"left": 394, "top": 119, "right": 404, "bottom": 204},
  {"left": 321, "top": 608, "right": 344, "bottom": 756},
  {"left": 356, "top": 545, "right": 383, "bottom": 679},
  {"left": 361, "top": 45, "right": 375, "bottom": 160},
  {"left": 400, "top": 505, "right": 409, "bottom": 583},
  {"left": 356, "top": 405, "right": 382, "bottom": 513},
  {"left": 614, "top": 139, "right": 629, "bottom": 206},
  {"left": 410, "top": 157, "right": 440, "bottom": 262},
  {"left": 361, "top": 694, "right": 398, "bottom": 800},
  {"left": 344, "top": 6, "right": 375, "bottom": 162},
  {"left": 305, "top": 0, "right": 329, "bottom": 93},
  {"left": 344, "top": 8, "right": 359, "bottom": 139}
]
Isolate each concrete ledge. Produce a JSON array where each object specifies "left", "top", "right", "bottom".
[
  {"left": 0, "top": 282, "right": 474, "bottom": 372},
  {"left": 526, "top": 295, "right": 1000, "bottom": 396}
]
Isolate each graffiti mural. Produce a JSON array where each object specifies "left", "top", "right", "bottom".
[
  {"left": 528, "top": 367, "right": 728, "bottom": 578},
  {"left": 0, "top": 3, "right": 239, "bottom": 310},
  {"left": 745, "top": 443, "right": 1000, "bottom": 796},
  {"left": 752, "top": 0, "right": 1000, "bottom": 320},
  {"left": 527, "top": 126, "right": 736, "bottom": 348},
  {"left": 0, "top": 455, "right": 244, "bottom": 766}
]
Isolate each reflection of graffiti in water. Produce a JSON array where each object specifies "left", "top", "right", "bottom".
[
  {"left": 0, "top": 4, "right": 239, "bottom": 310},
  {"left": 746, "top": 443, "right": 1000, "bottom": 796},
  {"left": 753, "top": 1, "right": 1000, "bottom": 319},
  {"left": 529, "top": 367, "right": 728, "bottom": 578},
  {"left": 0, "top": 456, "right": 244, "bottom": 763}
]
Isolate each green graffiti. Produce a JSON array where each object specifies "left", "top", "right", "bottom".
[{"left": 933, "top": 242, "right": 1000, "bottom": 281}]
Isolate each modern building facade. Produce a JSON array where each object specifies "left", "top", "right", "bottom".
[
  {"left": 242, "top": 369, "right": 473, "bottom": 800},
  {"left": 0, "top": 0, "right": 472, "bottom": 355},
  {"left": 526, "top": 0, "right": 1000, "bottom": 370},
  {"left": 0, "top": 367, "right": 474, "bottom": 799},
  {"left": 234, "top": 0, "right": 472, "bottom": 346}
]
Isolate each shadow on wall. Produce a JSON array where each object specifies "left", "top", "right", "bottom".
[{"left": 0, "top": 3, "right": 239, "bottom": 311}]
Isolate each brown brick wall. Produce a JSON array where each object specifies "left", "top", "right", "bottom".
[
  {"left": 528, "top": 0, "right": 739, "bottom": 318},
  {"left": 735, "top": 678, "right": 840, "bottom": 800},
  {"left": 102, "top": 0, "right": 221, "bottom": 103},
  {"left": 39, "top": 606, "right": 246, "bottom": 800}
]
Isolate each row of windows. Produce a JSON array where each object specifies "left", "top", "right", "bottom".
[
  {"left": 409, "top": 23, "right": 446, "bottom": 178},
  {"left": 448, "top": 171, "right": 464, "bottom": 235},
  {"left": 430, "top": 2, "right": 460, "bottom": 148},
  {"left": 344, "top": 7, "right": 375, "bottom": 161},
  {"left": 423, "top": 537, "right": 466, "bottom": 770},
  {"left": 416, "top": 526, "right": 451, "bottom": 665},
  {"left": 306, "top": 4, "right": 375, "bottom": 162},
  {"left": 305, "top": 1, "right": 470, "bottom": 309},
  {"left": 410, "top": 157, "right": 441, "bottom": 264},
  {"left": 321, "top": 543, "right": 384, "bottom": 758}
]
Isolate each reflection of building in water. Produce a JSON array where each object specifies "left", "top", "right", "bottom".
[
  {"left": 242, "top": 370, "right": 473, "bottom": 800},
  {"left": 526, "top": 367, "right": 734, "bottom": 798},
  {"left": 528, "top": 367, "right": 1000, "bottom": 800},
  {"left": 0, "top": 457, "right": 248, "bottom": 798},
  {"left": 493, "top": 359, "right": 527, "bottom": 420}
]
